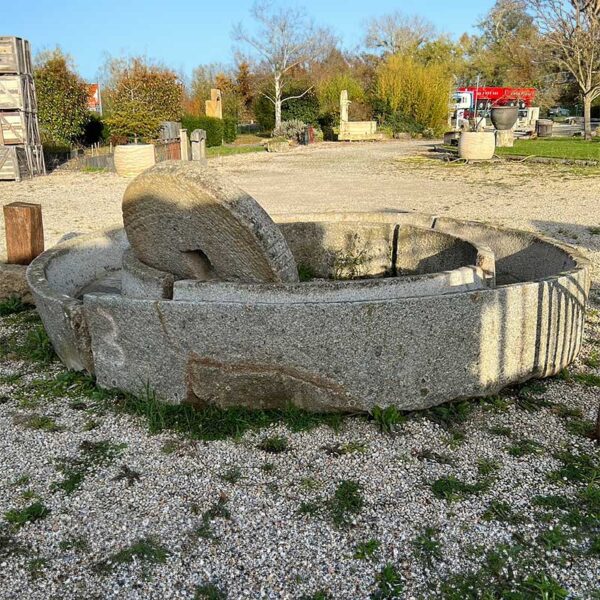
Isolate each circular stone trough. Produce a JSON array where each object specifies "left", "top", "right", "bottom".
[{"left": 26, "top": 164, "right": 591, "bottom": 413}]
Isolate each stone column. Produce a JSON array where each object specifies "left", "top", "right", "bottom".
[
  {"left": 495, "top": 129, "right": 514, "bottom": 148},
  {"left": 180, "top": 129, "right": 191, "bottom": 161},
  {"left": 191, "top": 129, "right": 207, "bottom": 165},
  {"left": 340, "top": 90, "right": 350, "bottom": 124}
]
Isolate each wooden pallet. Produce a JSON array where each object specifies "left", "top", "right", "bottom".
[
  {"left": 0, "top": 146, "right": 29, "bottom": 181},
  {"left": 0, "top": 145, "right": 45, "bottom": 181},
  {"left": 0, "top": 110, "right": 41, "bottom": 145},
  {"left": 0, "top": 75, "right": 36, "bottom": 111},
  {"left": 0, "top": 37, "right": 32, "bottom": 75}
]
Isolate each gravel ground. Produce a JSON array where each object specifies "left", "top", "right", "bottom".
[
  {"left": 0, "top": 302, "right": 599, "bottom": 599},
  {"left": 0, "top": 141, "right": 599, "bottom": 598}
]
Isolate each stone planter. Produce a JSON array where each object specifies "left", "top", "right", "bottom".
[
  {"left": 113, "top": 144, "right": 156, "bottom": 177},
  {"left": 490, "top": 106, "right": 519, "bottom": 131},
  {"left": 458, "top": 132, "right": 496, "bottom": 161}
]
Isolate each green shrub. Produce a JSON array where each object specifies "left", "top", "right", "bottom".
[
  {"left": 253, "top": 85, "right": 320, "bottom": 132},
  {"left": 222, "top": 118, "right": 237, "bottom": 143},
  {"left": 181, "top": 115, "right": 223, "bottom": 147},
  {"left": 34, "top": 49, "right": 90, "bottom": 145}
]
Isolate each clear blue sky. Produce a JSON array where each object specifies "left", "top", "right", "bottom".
[{"left": 4, "top": 0, "right": 496, "bottom": 81}]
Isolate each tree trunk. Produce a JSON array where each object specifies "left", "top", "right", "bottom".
[
  {"left": 274, "top": 77, "right": 282, "bottom": 131},
  {"left": 583, "top": 94, "right": 593, "bottom": 141}
]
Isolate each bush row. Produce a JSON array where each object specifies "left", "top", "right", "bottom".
[{"left": 181, "top": 115, "right": 237, "bottom": 147}]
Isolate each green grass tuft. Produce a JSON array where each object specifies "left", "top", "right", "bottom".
[
  {"left": 4, "top": 502, "right": 49, "bottom": 527},
  {"left": 94, "top": 537, "right": 169, "bottom": 574}
]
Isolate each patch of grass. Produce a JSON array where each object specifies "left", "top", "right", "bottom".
[
  {"left": 439, "top": 543, "right": 566, "bottom": 600},
  {"left": 488, "top": 425, "right": 512, "bottom": 437},
  {"left": 81, "top": 166, "right": 107, "bottom": 173},
  {"left": 117, "top": 383, "right": 343, "bottom": 441},
  {"left": 422, "top": 399, "right": 474, "bottom": 429},
  {"left": 571, "top": 372, "right": 600, "bottom": 387},
  {"left": 298, "top": 263, "right": 317, "bottom": 282},
  {"left": 584, "top": 350, "right": 600, "bottom": 368},
  {"left": 195, "top": 583, "right": 227, "bottom": 599},
  {"left": 495, "top": 137, "right": 600, "bottom": 161},
  {"left": 219, "top": 466, "right": 242, "bottom": 484},
  {"left": 370, "top": 405, "right": 405, "bottom": 434},
  {"left": 300, "top": 477, "right": 321, "bottom": 491},
  {"left": 14, "top": 413, "right": 63, "bottom": 432},
  {"left": 258, "top": 435, "right": 289, "bottom": 454},
  {"left": 207, "top": 144, "right": 264, "bottom": 158},
  {"left": 477, "top": 458, "right": 500, "bottom": 478},
  {"left": 538, "top": 525, "right": 570, "bottom": 551},
  {"left": 298, "top": 501, "right": 321, "bottom": 516},
  {"left": 371, "top": 563, "right": 404, "bottom": 599},
  {"left": 588, "top": 226, "right": 600, "bottom": 236},
  {"left": 193, "top": 495, "right": 231, "bottom": 542},
  {"left": 59, "top": 536, "right": 89, "bottom": 552},
  {"left": 431, "top": 476, "right": 490, "bottom": 502},
  {"left": 513, "top": 381, "right": 553, "bottom": 412},
  {"left": 323, "top": 441, "right": 367, "bottom": 456},
  {"left": 53, "top": 439, "right": 126, "bottom": 495},
  {"left": 27, "top": 557, "right": 48, "bottom": 579},
  {"left": 354, "top": 538, "right": 380, "bottom": 560},
  {"left": 12, "top": 325, "right": 55, "bottom": 364},
  {"left": 0, "top": 296, "right": 30, "bottom": 317},
  {"left": 413, "top": 448, "right": 454, "bottom": 465},
  {"left": 301, "top": 591, "right": 331, "bottom": 600},
  {"left": 482, "top": 500, "right": 525, "bottom": 524},
  {"left": 532, "top": 494, "right": 571, "bottom": 511},
  {"left": 549, "top": 449, "right": 599, "bottom": 484},
  {"left": 94, "top": 536, "right": 169, "bottom": 574},
  {"left": 11, "top": 474, "right": 31, "bottom": 487},
  {"left": 261, "top": 462, "right": 275, "bottom": 473},
  {"left": 507, "top": 438, "right": 545, "bottom": 458},
  {"left": 414, "top": 526, "right": 442, "bottom": 566},
  {"left": 4, "top": 501, "right": 49, "bottom": 527},
  {"left": 328, "top": 480, "right": 364, "bottom": 527}
]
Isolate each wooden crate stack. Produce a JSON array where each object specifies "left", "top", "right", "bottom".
[{"left": 0, "top": 36, "right": 45, "bottom": 181}]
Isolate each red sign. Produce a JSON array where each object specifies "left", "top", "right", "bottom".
[{"left": 457, "top": 87, "right": 536, "bottom": 107}]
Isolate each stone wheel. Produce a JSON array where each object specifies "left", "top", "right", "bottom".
[{"left": 122, "top": 161, "right": 299, "bottom": 282}]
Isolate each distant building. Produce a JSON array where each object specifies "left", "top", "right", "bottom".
[{"left": 87, "top": 84, "right": 102, "bottom": 115}]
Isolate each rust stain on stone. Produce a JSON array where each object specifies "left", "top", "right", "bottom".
[{"left": 185, "top": 353, "right": 356, "bottom": 413}]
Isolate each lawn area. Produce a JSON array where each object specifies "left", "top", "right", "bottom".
[
  {"left": 496, "top": 137, "right": 600, "bottom": 161},
  {"left": 207, "top": 144, "right": 265, "bottom": 158}
]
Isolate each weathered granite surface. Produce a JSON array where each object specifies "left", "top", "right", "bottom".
[
  {"left": 122, "top": 161, "right": 299, "bottom": 283},
  {"left": 26, "top": 207, "right": 591, "bottom": 412}
]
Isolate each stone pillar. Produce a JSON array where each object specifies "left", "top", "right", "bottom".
[
  {"left": 495, "top": 129, "right": 514, "bottom": 148},
  {"left": 205, "top": 89, "right": 223, "bottom": 119},
  {"left": 191, "top": 129, "right": 207, "bottom": 165},
  {"left": 180, "top": 129, "right": 191, "bottom": 161},
  {"left": 340, "top": 89, "right": 350, "bottom": 124}
]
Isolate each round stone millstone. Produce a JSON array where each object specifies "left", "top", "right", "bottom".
[{"left": 122, "top": 161, "right": 299, "bottom": 282}]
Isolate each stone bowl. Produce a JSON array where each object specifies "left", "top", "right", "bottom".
[{"left": 491, "top": 106, "right": 519, "bottom": 131}]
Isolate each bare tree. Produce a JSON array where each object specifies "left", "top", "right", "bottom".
[
  {"left": 525, "top": 0, "right": 600, "bottom": 138},
  {"left": 233, "top": 1, "right": 334, "bottom": 130},
  {"left": 364, "top": 11, "right": 436, "bottom": 55}
]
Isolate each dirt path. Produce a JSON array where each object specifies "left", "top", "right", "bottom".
[{"left": 1, "top": 140, "right": 598, "bottom": 281}]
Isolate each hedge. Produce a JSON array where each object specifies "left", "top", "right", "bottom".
[
  {"left": 223, "top": 118, "right": 237, "bottom": 143},
  {"left": 181, "top": 115, "right": 223, "bottom": 147}
]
